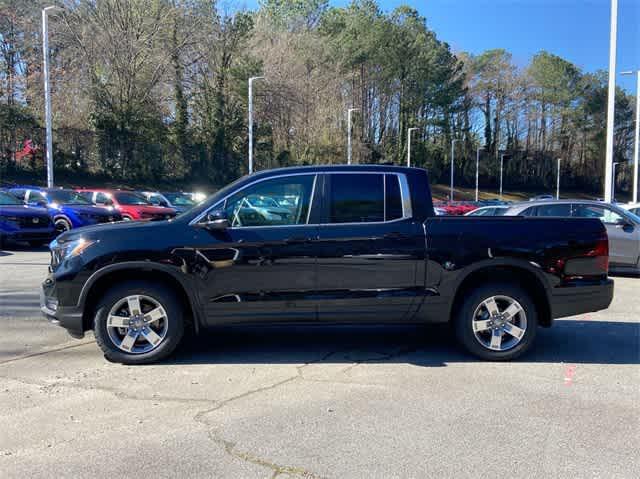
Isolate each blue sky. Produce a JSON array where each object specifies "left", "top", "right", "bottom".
[{"left": 238, "top": 0, "right": 639, "bottom": 92}]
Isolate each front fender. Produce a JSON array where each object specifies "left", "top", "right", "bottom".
[{"left": 78, "top": 261, "right": 204, "bottom": 331}]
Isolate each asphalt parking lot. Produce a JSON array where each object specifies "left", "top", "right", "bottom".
[{"left": 1, "top": 247, "right": 638, "bottom": 478}]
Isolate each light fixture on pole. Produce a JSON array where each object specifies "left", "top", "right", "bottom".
[
  {"left": 407, "top": 128, "right": 419, "bottom": 167},
  {"left": 450, "top": 138, "right": 462, "bottom": 201},
  {"left": 556, "top": 158, "right": 561, "bottom": 199},
  {"left": 248, "top": 76, "right": 265, "bottom": 174},
  {"left": 347, "top": 108, "right": 359, "bottom": 165},
  {"left": 604, "top": 0, "right": 618, "bottom": 203},
  {"left": 475, "top": 147, "right": 484, "bottom": 202},
  {"left": 42, "top": 5, "right": 60, "bottom": 188},
  {"left": 621, "top": 70, "right": 639, "bottom": 203}
]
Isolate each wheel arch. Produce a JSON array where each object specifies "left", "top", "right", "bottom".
[
  {"left": 79, "top": 262, "right": 201, "bottom": 333},
  {"left": 449, "top": 261, "right": 552, "bottom": 327}
]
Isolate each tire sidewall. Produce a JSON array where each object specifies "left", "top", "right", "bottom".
[
  {"left": 93, "top": 281, "right": 184, "bottom": 364},
  {"left": 455, "top": 283, "right": 538, "bottom": 361},
  {"left": 54, "top": 217, "right": 71, "bottom": 234}
]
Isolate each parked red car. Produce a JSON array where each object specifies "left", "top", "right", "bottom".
[
  {"left": 76, "top": 189, "right": 176, "bottom": 221},
  {"left": 433, "top": 201, "right": 480, "bottom": 216}
]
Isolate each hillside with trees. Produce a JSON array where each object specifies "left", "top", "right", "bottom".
[{"left": 0, "top": 0, "right": 637, "bottom": 194}]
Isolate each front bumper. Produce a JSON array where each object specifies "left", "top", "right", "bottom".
[
  {"left": 550, "top": 279, "right": 614, "bottom": 319},
  {"left": 4, "top": 229, "right": 56, "bottom": 242},
  {"left": 40, "top": 278, "right": 85, "bottom": 338}
]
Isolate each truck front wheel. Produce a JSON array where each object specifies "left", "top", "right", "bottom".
[
  {"left": 93, "top": 281, "right": 184, "bottom": 365},
  {"left": 455, "top": 283, "right": 538, "bottom": 361}
]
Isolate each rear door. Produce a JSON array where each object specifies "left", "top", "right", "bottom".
[
  {"left": 315, "top": 172, "right": 423, "bottom": 322},
  {"left": 572, "top": 203, "right": 640, "bottom": 268}
]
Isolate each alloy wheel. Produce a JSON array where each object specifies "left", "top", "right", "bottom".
[
  {"left": 472, "top": 295, "right": 527, "bottom": 352},
  {"left": 106, "top": 295, "right": 169, "bottom": 354}
]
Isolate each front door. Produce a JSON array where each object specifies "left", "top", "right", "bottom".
[
  {"left": 315, "top": 172, "right": 424, "bottom": 322},
  {"left": 192, "top": 173, "right": 320, "bottom": 324}
]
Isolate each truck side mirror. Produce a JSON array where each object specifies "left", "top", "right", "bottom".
[{"left": 201, "top": 210, "right": 230, "bottom": 231}]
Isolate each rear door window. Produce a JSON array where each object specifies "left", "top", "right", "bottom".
[
  {"left": 385, "top": 174, "right": 403, "bottom": 221},
  {"left": 328, "top": 174, "right": 384, "bottom": 223}
]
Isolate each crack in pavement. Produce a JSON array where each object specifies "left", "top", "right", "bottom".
[
  {"left": 5, "top": 346, "right": 416, "bottom": 478},
  {"left": 0, "top": 340, "right": 95, "bottom": 365}
]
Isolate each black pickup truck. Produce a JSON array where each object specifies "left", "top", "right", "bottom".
[{"left": 41, "top": 165, "right": 614, "bottom": 364}]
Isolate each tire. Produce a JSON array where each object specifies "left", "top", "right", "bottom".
[
  {"left": 454, "top": 282, "right": 537, "bottom": 361},
  {"left": 54, "top": 217, "right": 72, "bottom": 235},
  {"left": 93, "top": 281, "right": 184, "bottom": 365},
  {"left": 122, "top": 215, "right": 132, "bottom": 221}
]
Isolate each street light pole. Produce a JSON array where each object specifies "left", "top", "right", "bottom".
[
  {"left": 604, "top": 0, "right": 618, "bottom": 203},
  {"left": 347, "top": 108, "right": 359, "bottom": 165},
  {"left": 248, "top": 76, "right": 265, "bottom": 174},
  {"left": 475, "top": 147, "right": 483, "bottom": 202},
  {"left": 622, "top": 70, "right": 639, "bottom": 203},
  {"left": 499, "top": 154, "right": 507, "bottom": 200},
  {"left": 407, "top": 128, "right": 419, "bottom": 167},
  {"left": 612, "top": 161, "right": 619, "bottom": 201},
  {"left": 556, "top": 158, "right": 561, "bottom": 199},
  {"left": 450, "top": 139, "right": 462, "bottom": 201},
  {"left": 42, "top": 6, "right": 59, "bottom": 188}
]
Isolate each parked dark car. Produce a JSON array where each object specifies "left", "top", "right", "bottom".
[
  {"left": 140, "top": 191, "right": 197, "bottom": 214},
  {"left": 0, "top": 191, "right": 56, "bottom": 248},
  {"left": 8, "top": 187, "right": 122, "bottom": 234},
  {"left": 42, "top": 165, "right": 614, "bottom": 364}
]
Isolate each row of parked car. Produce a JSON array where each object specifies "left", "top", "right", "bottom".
[
  {"left": 0, "top": 186, "right": 203, "bottom": 249},
  {"left": 435, "top": 197, "right": 640, "bottom": 274}
]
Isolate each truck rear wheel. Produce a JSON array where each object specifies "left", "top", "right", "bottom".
[
  {"left": 93, "top": 281, "right": 184, "bottom": 364},
  {"left": 454, "top": 283, "right": 537, "bottom": 361}
]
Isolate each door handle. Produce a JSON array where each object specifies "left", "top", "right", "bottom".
[
  {"left": 284, "top": 237, "right": 311, "bottom": 244},
  {"left": 384, "top": 232, "right": 407, "bottom": 240}
]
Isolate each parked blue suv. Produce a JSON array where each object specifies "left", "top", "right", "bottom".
[
  {"left": 8, "top": 187, "right": 122, "bottom": 235},
  {"left": 0, "top": 191, "right": 56, "bottom": 248}
]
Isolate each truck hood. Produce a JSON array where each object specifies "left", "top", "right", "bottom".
[{"left": 56, "top": 218, "right": 174, "bottom": 243}]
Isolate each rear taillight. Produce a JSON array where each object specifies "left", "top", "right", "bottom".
[
  {"left": 588, "top": 236, "right": 609, "bottom": 273},
  {"left": 561, "top": 234, "right": 609, "bottom": 277}
]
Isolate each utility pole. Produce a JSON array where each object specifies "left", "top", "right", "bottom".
[
  {"left": 347, "top": 108, "right": 359, "bottom": 165},
  {"left": 42, "top": 6, "right": 59, "bottom": 188},
  {"left": 556, "top": 158, "right": 561, "bottom": 199},
  {"left": 621, "top": 70, "right": 639, "bottom": 203},
  {"left": 604, "top": 0, "right": 618, "bottom": 203},
  {"left": 248, "top": 76, "right": 265, "bottom": 174},
  {"left": 407, "top": 128, "right": 419, "bottom": 167},
  {"left": 450, "top": 139, "right": 462, "bottom": 201}
]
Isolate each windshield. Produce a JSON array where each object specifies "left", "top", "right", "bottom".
[
  {"left": 0, "top": 191, "right": 22, "bottom": 206},
  {"left": 114, "top": 191, "right": 151, "bottom": 205},
  {"left": 46, "top": 190, "right": 92, "bottom": 205},
  {"left": 164, "top": 193, "right": 195, "bottom": 206}
]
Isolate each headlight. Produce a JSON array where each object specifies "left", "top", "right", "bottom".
[{"left": 50, "top": 238, "right": 96, "bottom": 266}]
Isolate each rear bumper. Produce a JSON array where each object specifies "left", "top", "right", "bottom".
[{"left": 550, "top": 279, "right": 614, "bottom": 319}]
